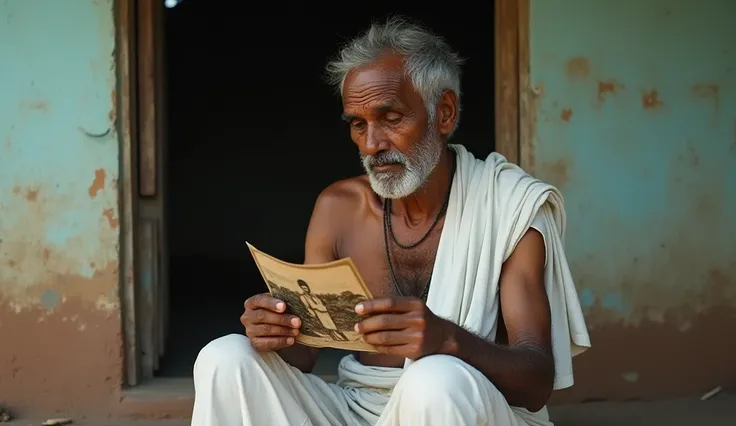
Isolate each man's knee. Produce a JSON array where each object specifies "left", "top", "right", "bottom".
[
  {"left": 396, "top": 355, "right": 503, "bottom": 410},
  {"left": 193, "top": 333, "right": 259, "bottom": 380}
]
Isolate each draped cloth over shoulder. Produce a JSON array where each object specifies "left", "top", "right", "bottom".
[{"left": 401, "top": 144, "right": 591, "bottom": 389}]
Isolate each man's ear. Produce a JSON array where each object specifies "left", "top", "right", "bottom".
[{"left": 436, "top": 90, "right": 459, "bottom": 137}]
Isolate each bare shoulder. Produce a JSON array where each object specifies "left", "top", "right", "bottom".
[
  {"left": 312, "top": 175, "right": 375, "bottom": 219},
  {"left": 305, "top": 175, "right": 375, "bottom": 263}
]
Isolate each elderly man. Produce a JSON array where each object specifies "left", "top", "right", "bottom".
[{"left": 191, "top": 17, "right": 590, "bottom": 426}]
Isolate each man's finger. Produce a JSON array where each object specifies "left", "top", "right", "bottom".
[
  {"left": 249, "top": 324, "right": 299, "bottom": 337},
  {"left": 251, "top": 336, "right": 294, "bottom": 351},
  {"left": 362, "top": 330, "right": 414, "bottom": 346},
  {"left": 246, "top": 293, "right": 286, "bottom": 312},
  {"left": 248, "top": 309, "right": 301, "bottom": 328},
  {"left": 355, "top": 297, "right": 421, "bottom": 315},
  {"left": 354, "top": 314, "right": 408, "bottom": 334}
]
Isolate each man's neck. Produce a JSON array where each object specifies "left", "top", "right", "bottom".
[{"left": 390, "top": 148, "right": 453, "bottom": 226}]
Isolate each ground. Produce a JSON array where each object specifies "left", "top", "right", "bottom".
[{"left": 2, "top": 394, "right": 734, "bottom": 425}]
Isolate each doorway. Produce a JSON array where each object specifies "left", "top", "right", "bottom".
[{"left": 146, "top": 1, "right": 497, "bottom": 378}]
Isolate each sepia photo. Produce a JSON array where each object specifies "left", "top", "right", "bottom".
[{"left": 247, "top": 242, "right": 377, "bottom": 352}]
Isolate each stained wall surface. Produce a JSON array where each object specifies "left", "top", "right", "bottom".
[
  {"left": 529, "top": 0, "right": 736, "bottom": 400},
  {"left": 0, "top": 0, "right": 124, "bottom": 414}
]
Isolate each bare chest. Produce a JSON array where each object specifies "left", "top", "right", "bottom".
[{"left": 339, "top": 217, "right": 444, "bottom": 300}]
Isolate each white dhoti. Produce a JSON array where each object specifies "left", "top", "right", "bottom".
[{"left": 191, "top": 334, "right": 552, "bottom": 426}]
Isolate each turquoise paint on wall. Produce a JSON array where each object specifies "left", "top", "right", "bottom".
[
  {"left": 0, "top": 0, "right": 119, "bottom": 308},
  {"left": 530, "top": 0, "right": 736, "bottom": 326}
]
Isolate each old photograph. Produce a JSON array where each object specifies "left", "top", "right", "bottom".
[{"left": 247, "top": 243, "right": 377, "bottom": 352}]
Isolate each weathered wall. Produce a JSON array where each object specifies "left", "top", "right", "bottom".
[
  {"left": 529, "top": 0, "right": 736, "bottom": 401},
  {"left": 0, "top": 0, "right": 123, "bottom": 415}
]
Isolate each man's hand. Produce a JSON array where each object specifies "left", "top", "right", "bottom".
[
  {"left": 354, "top": 296, "right": 453, "bottom": 360},
  {"left": 241, "top": 293, "right": 302, "bottom": 352}
]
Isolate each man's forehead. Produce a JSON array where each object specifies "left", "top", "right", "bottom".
[
  {"left": 342, "top": 62, "right": 419, "bottom": 116},
  {"left": 343, "top": 53, "right": 406, "bottom": 90},
  {"left": 344, "top": 67, "right": 404, "bottom": 94}
]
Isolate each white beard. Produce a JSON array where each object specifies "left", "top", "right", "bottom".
[{"left": 361, "top": 124, "right": 443, "bottom": 199}]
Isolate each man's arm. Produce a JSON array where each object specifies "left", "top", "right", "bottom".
[
  {"left": 439, "top": 228, "right": 554, "bottom": 412},
  {"left": 276, "top": 186, "right": 345, "bottom": 372}
]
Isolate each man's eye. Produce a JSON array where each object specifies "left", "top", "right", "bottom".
[
  {"left": 385, "top": 114, "right": 402, "bottom": 124},
  {"left": 351, "top": 121, "right": 366, "bottom": 130}
]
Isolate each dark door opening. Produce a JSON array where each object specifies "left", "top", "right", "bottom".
[{"left": 158, "top": 1, "right": 495, "bottom": 377}]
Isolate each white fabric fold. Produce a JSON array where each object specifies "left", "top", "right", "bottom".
[{"left": 402, "top": 144, "right": 591, "bottom": 389}]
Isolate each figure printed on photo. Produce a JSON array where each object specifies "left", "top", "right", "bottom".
[{"left": 296, "top": 279, "right": 349, "bottom": 342}]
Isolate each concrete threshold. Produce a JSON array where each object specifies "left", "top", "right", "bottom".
[
  {"left": 118, "top": 378, "right": 194, "bottom": 419},
  {"left": 115, "top": 374, "right": 338, "bottom": 419}
]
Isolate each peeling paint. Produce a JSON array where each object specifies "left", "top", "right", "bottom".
[
  {"left": 102, "top": 208, "right": 119, "bottom": 229},
  {"left": 596, "top": 80, "right": 624, "bottom": 107},
  {"left": 0, "top": 0, "right": 123, "bottom": 413},
  {"left": 530, "top": 0, "right": 736, "bottom": 330},
  {"left": 641, "top": 89, "right": 663, "bottom": 109},
  {"left": 88, "top": 168, "right": 107, "bottom": 198},
  {"left": 40, "top": 289, "right": 61, "bottom": 310},
  {"left": 565, "top": 57, "right": 590, "bottom": 78},
  {"left": 601, "top": 293, "right": 630, "bottom": 316},
  {"left": 579, "top": 288, "right": 596, "bottom": 309},
  {"left": 560, "top": 108, "right": 573, "bottom": 122}
]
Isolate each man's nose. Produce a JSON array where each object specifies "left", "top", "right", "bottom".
[{"left": 363, "top": 123, "right": 391, "bottom": 156}]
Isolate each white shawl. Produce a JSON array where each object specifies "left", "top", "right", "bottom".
[{"left": 405, "top": 144, "right": 592, "bottom": 390}]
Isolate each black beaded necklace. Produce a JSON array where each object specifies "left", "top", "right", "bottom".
[{"left": 382, "top": 150, "right": 456, "bottom": 300}]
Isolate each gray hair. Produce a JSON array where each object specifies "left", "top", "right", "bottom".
[{"left": 325, "top": 16, "right": 465, "bottom": 132}]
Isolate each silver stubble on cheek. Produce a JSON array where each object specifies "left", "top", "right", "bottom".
[{"left": 360, "top": 123, "right": 443, "bottom": 199}]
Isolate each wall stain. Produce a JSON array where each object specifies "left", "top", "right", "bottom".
[
  {"left": 561, "top": 108, "right": 573, "bottom": 122},
  {"left": 691, "top": 83, "right": 719, "bottom": 111},
  {"left": 24, "top": 188, "right": 38, "bottom": 202},
  {"left": 102, "top": 208, "right": 119, "bottom": 229},
  {"left": 88, "top": 168, "right": 106, "bottom": 198},
  {"left": 642, "top": 89, "right": 663, "bottom": 109},
  {"left": 540, "top": 158, "right": 572, "bottom": 187},
  {"left": 11, "top": 186, "right": 39, "bottom": 202},
  {"left": 109, "top": 89, "right": 116, "bottom": 123},
  {"left": 565, "top": 57, "right": 590, "bottom": 78},
  {"left": 596, "top": 80, "right": 623, "bottom": 106},
  {"left": 21, "top": 100, "right": 48, "bottom": 114}
]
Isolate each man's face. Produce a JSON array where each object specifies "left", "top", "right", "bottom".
[
  {"left": 341, "top": 54, "right": 443, "bottom": 199},
  {"left": 299, "top": 283, "right": 310, "bottom": 293}
]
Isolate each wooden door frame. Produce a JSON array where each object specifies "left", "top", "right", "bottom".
[
  {"left": 114, "top": 0, "right": 529, "bottom": 387},
  {"left": 116, "top": 0, "right": 139, "bottom": 387},
  {"left": 117, "top": 0, "right": 169, "bottom": 387},
  {"left": 495, "top": 0, "right": 529, "bottom": 167}
]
